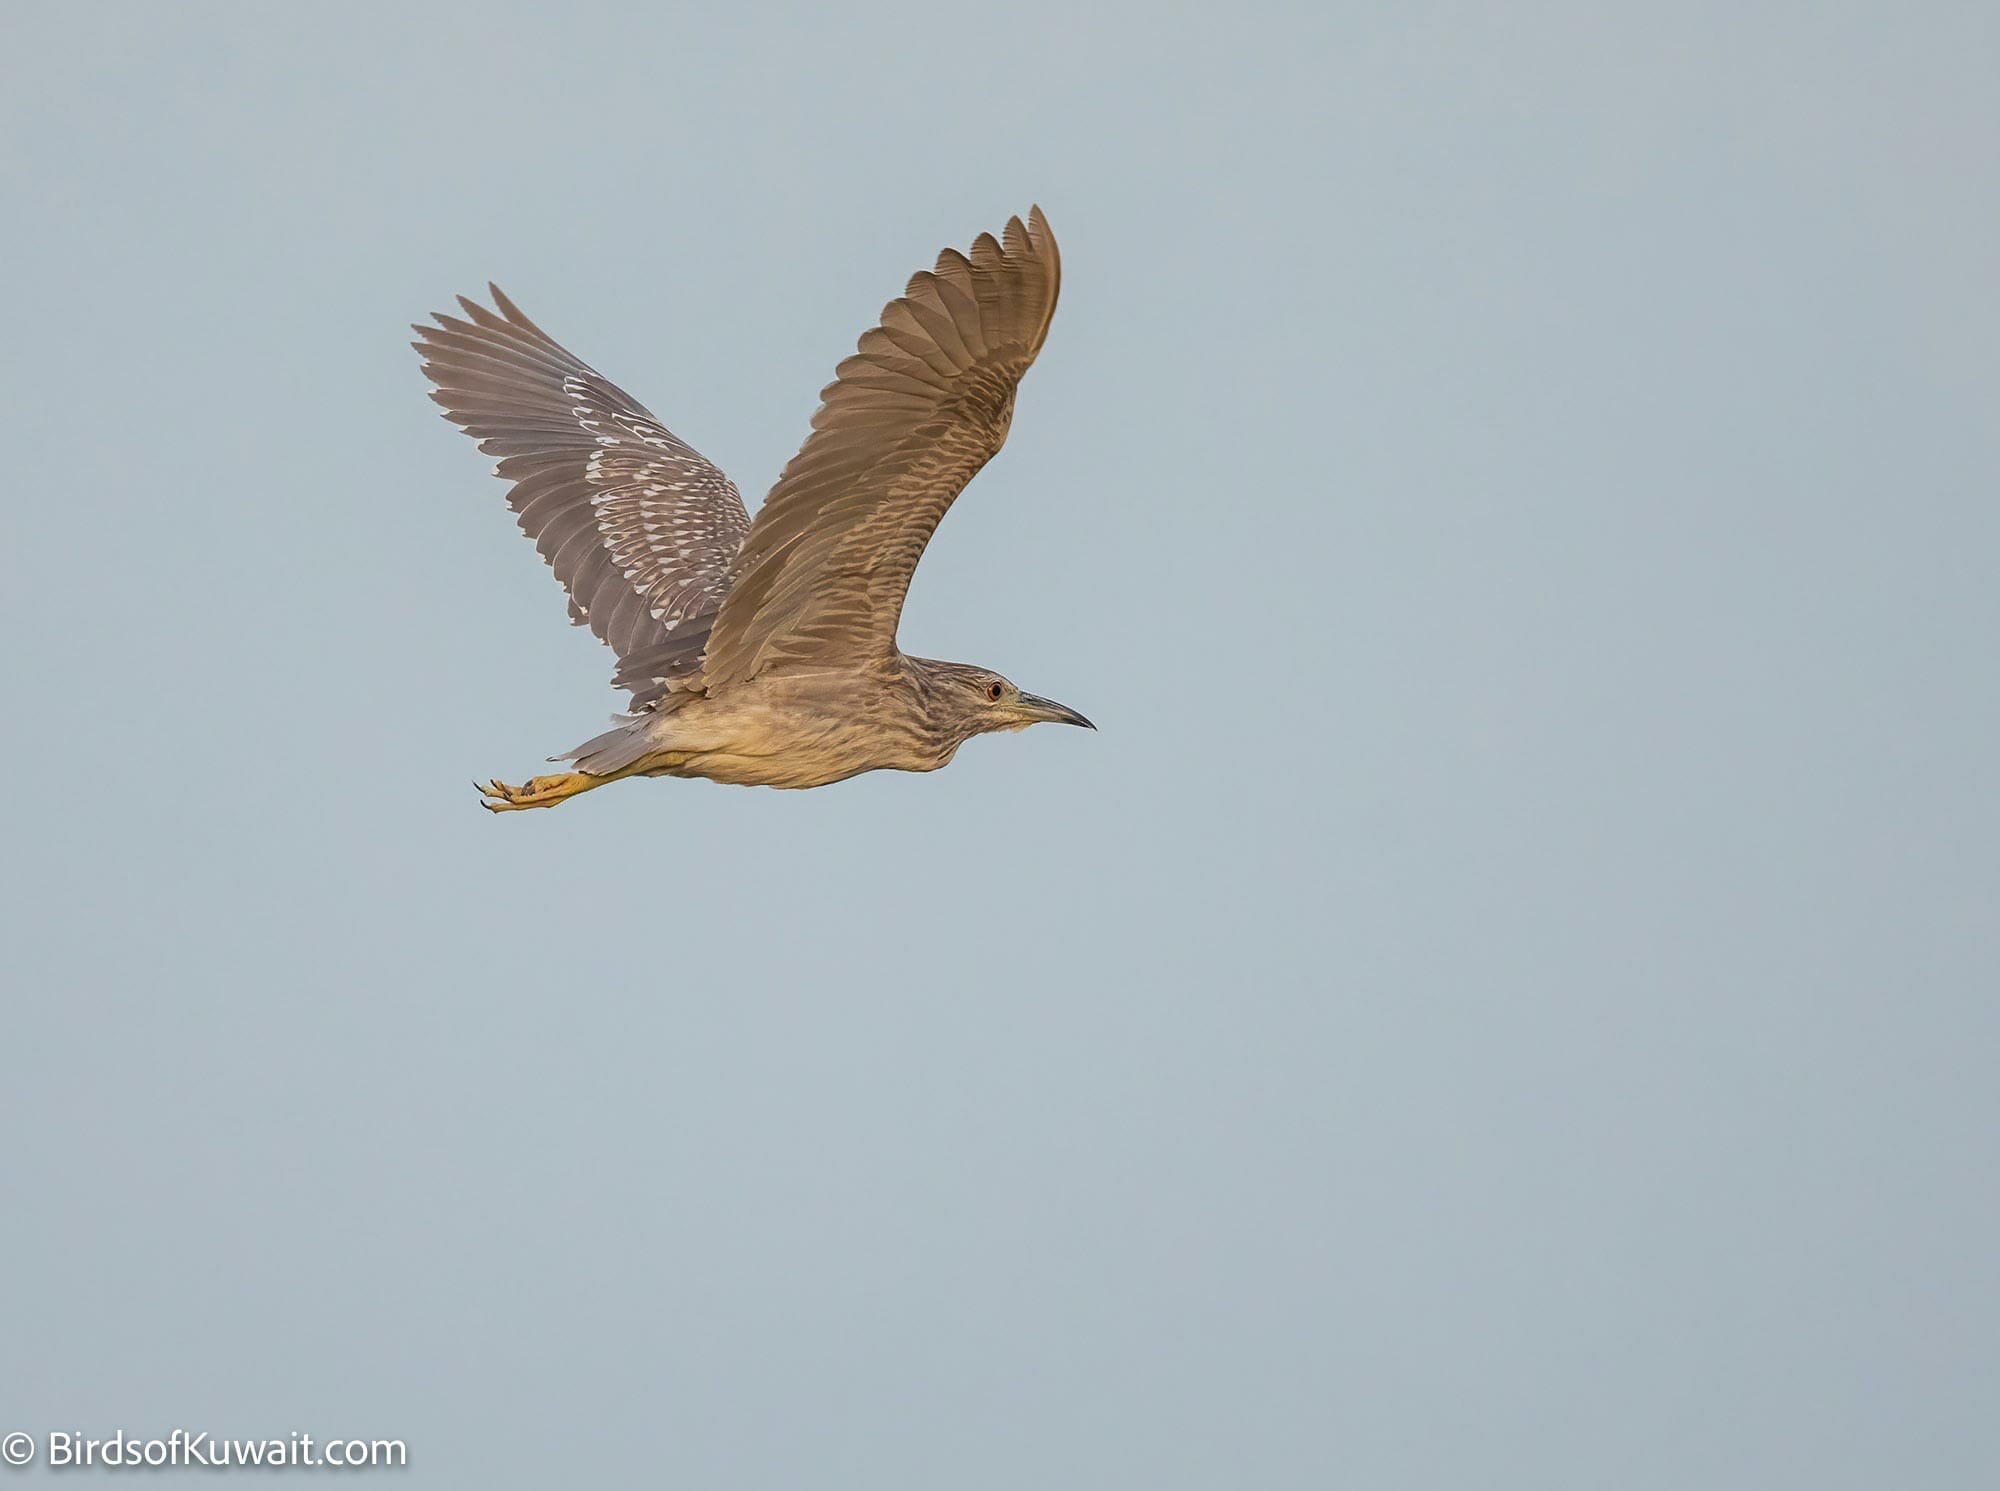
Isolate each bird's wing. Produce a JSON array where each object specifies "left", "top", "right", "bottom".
[
  {"left": 414, "top": 285, "right": 751, "bottom": 708},
  {"left": 698, "top": 207, "right": 1060, "bottom": 689}
]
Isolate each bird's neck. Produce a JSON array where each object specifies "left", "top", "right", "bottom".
[{"left": 892, "top": 655, "right": 977, "bottom": 765}]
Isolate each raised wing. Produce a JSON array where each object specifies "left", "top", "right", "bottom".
[
  {"left": 698, "top": 207, "right": 1060, "bottom": 689},
  {"left": 414, "top": 286, "right": 751, "bottom": 708}
]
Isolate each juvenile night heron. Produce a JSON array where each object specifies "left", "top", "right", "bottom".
[{"left": 414, "top": 206, "right": 1091, "bottom": 812}]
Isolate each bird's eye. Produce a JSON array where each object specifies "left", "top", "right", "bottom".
[{"left": 986, "top": 682, "right": 1004, "bottom": 702}]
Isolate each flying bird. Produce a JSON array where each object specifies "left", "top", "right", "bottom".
[{"left": 414, "top": 206, "right": 1090, "bottom": 812}]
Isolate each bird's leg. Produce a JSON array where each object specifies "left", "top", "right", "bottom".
[
  {"left": 475, "top": 750, "right": 682, "bottom": 812},
  {"left": 477, "top": 771, "right": 608, "bottom": 812}
]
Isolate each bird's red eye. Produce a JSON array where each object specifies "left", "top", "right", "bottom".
[{"left": 987, "top": 682, "right": 1004, "bottom": 701}]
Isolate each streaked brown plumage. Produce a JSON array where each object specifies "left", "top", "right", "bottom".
[{"left": 413, "top": 206, "right": 1091, "bottom": 811}]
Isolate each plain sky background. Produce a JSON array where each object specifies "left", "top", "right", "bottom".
[{"left": 2, "top": 2, "right": 1995, "bottom": 1486}]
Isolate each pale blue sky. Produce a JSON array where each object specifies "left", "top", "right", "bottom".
[{"left": 3, "top": 2, "right": 1996, "bottom": 1486}]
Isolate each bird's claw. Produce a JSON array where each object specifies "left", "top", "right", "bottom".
[
  {"left": 476, "top": 777, "right": 527, "bottom": 812},
  {"left": 475, "top": 772, "right": 593, "bottom": 813}
]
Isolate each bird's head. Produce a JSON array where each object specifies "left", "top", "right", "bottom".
[{"left": 915, "top": 659, "right": 1095, "bottom": 747}]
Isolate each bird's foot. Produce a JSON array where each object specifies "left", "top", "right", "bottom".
[{"left": 477, "top": 772, "right": 593, "bottom": 812}]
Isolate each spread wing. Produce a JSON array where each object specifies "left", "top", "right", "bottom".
[
  {"left": 413, "top": 285, "right": 751, "bottom": 709},
  {"left": 698, "top": 207, "right": 1060, "bottom": 690}
]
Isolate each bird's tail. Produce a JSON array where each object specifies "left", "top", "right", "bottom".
[{"left": 550, "top": 715, "right": 659, "bottom": 776}]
